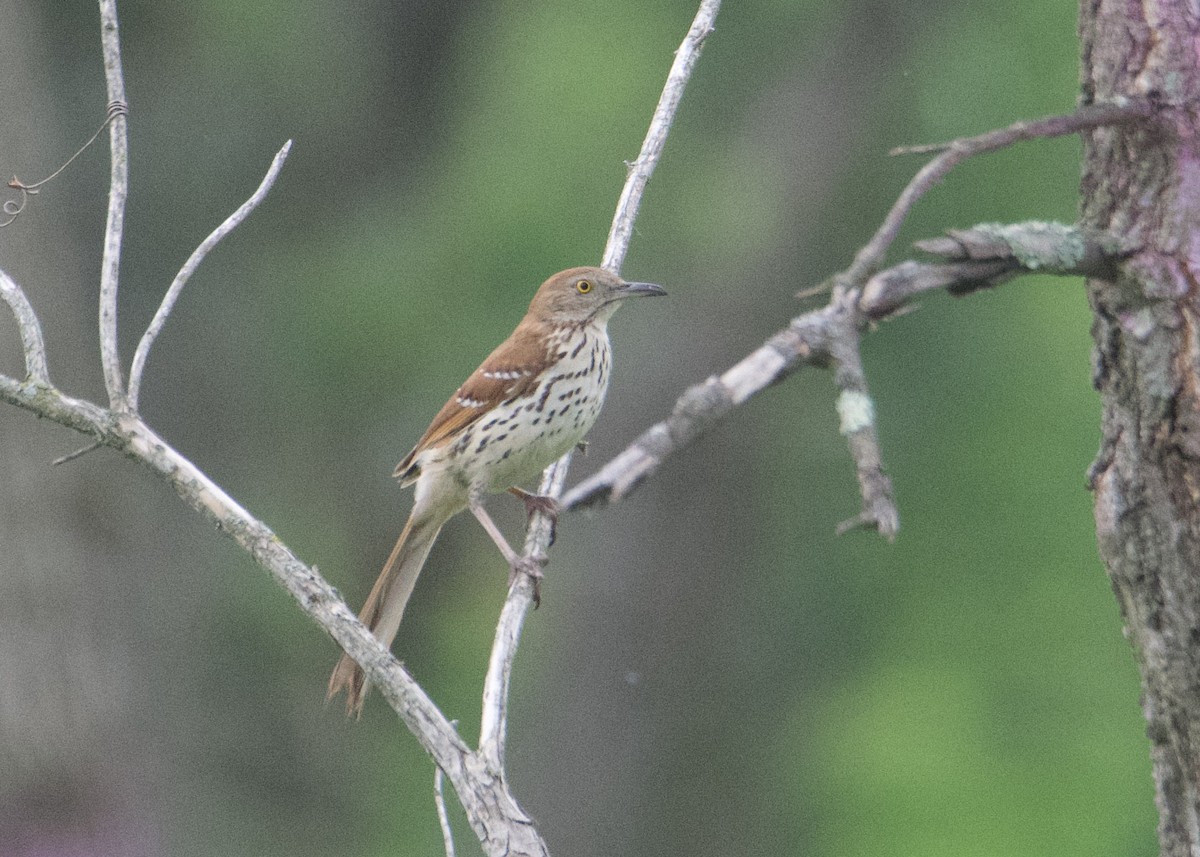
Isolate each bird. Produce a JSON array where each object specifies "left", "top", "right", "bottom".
[{"left": 328, "top": 265, "right": 666, "bottom": 715}]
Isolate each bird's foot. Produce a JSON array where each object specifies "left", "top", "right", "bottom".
[
  {"left": 508, "top": 488, "right": 560, "bottom": 546},
  {"left": 508, "top": 553, "right": 548, "bottom": 608}
]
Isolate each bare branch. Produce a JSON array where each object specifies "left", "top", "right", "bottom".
[
  {"left": 566, "top": 100, "right": 1154, "bottom": 517},
  {"left": 0, "top": 269, "right": 50, "bottom": 383},
  {"left": 602, "top": 0, "right": 721, "bottom": 273},
  {"left": 840, "top": 99, "right": 1153, "bottom": 288},
  {"left": 563, "top": 221, "right": 1112, "bottom": 513},
  {"left": 128, "top": 140, "right": 293, "bottom": 410},
  {"left": 98, "top": 0, "right": 130, "bottom": 409},
  {"left": 0, "top": 370, "right": 481, "bottom": 801},
  {"left": 563, "top": 319, "right": 827, "bottom": 511}
]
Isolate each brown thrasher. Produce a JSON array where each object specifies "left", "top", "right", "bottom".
[{"left": 328, "top": 265, "right": 665, "bottom": 715}]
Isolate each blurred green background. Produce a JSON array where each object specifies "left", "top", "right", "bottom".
[{"left": 0, "top": 1, "right": 1153, "bottom": 855}]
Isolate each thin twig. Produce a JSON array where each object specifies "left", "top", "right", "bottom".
[
  {"left": 98, "top": 0, "right": 130, "bottom": 409},
  {"left": 479, "top": 0, "right": 722, "bottom": 782},
  {"left": 435, "top": 766, "right": 457, "bottom": 857},
  {"left": 52, "top": 442, "right": 102, "bottom": 466},
  {"left": 127, "top": 140, "right": 293, "bottom": 410},
  {"left": 602, "top": 0, "right": 720, "bottom": 274},
  {"left": 0, "top": 269, "right": 50, "bottom": 383},
  {"left": 839, "top": 99, "right": 1154, "bottom": 288}
]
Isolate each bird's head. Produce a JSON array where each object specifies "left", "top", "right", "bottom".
[{"left": 528, "top": 266, "right": 666, "bottom": 325}]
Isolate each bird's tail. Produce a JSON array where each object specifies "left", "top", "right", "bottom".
[{"left": 327, "top": 510, "right": 445, "bottom": 717}]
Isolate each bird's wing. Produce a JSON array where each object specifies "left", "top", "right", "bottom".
[{"left": 393, "top": 323, "right": 553, "bottom": 483}]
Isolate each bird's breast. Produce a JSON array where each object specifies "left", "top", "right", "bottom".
[{"left": 451, "top": 326, "right": 612, "bottom": 491}]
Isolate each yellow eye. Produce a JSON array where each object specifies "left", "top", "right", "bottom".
[{"left": 576, "top": 279, "right": 593, "bottom": 294}]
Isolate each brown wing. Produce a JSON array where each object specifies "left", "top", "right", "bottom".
[{"left": 393, "top": 318, "right": 552, "bottom": 483}]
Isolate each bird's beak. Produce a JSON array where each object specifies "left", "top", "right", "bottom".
[{"left": 618, "top": 281, "right": 667, "bottom": 298}]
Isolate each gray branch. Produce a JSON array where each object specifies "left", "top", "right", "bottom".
[
  {"left": 97, "top": 0, "right": 130, "bottom": 409},
  {"left": 563, "top": 221, "right": 1115, "bottom": 518},
  {"left": 435, "top": 766, "right": 457, "bottom": 857},
  {"left": 563, "top": 102, "right": 1150, "bottom": 527},
  {"left": 602, "top": 0, "right": 720, "bottom": 274},
  {"left": 843, "top": 100, "right": 1150, "bottom": 287}
]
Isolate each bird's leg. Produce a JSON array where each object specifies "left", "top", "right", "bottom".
[
  {"left": 507, "top": 486, "right": 560, "bottom": 546},
  {"left": 470, "top": 496, "right": 547, "bottom": 607}
]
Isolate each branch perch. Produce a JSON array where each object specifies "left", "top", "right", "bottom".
[{"left": 477, "top": 0, "right": 722, "bottom": 809}]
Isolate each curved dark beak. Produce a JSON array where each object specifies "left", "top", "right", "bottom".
[{"left": 618, "top": 281, "right": 667, "bottom": 298}]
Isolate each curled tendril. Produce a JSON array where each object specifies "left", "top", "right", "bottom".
[
  {"left": 1, "top": 183, "right": 33, "bottom": 228},
  {"left": 1, "top": 100, "right": 129, "bottom": 228}
]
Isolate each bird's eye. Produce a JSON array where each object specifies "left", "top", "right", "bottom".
[{"left": 576, "top": 279, "right": 593, "bottom": 294}]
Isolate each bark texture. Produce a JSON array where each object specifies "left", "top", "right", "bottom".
[{"left": 1080, "top": 4, "right": 1200, "bottom": 855}]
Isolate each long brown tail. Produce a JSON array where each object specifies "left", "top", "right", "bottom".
[{"left": 327, "top": 510, "right": 445, "bottom": 717}]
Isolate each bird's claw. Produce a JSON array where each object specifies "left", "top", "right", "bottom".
[
  {"left": 510, "top": 489, "right": 560, "bottom": 546},
  {"left": 508, "top": 553, "right": 548, "bottom": 607}
]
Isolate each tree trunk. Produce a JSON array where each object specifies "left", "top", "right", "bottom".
[{"left": 1080, "top": 5, "right": 1200, "bottom": 855}]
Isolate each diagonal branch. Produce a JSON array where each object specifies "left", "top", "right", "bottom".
[
  {"left": 479, "top": 454, "right": 571, "bottom": 772},
  {"left": 98, "top": 0, "right": 130, "bottom": 409},
  {"left": 478, "top": 0, "right": 722, "bottom": 788},
  {"left": 563, "top": 221, "right": 1116, "bottom": 513},
  {"left": 602, "top": 0, "right": 720, "bottom": 274},
  {"left": 0, "top": 367, "right": 481, "bottom": 824},
  {"left": 127, "top": 140, "right": 293, "bottom": 411}
]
